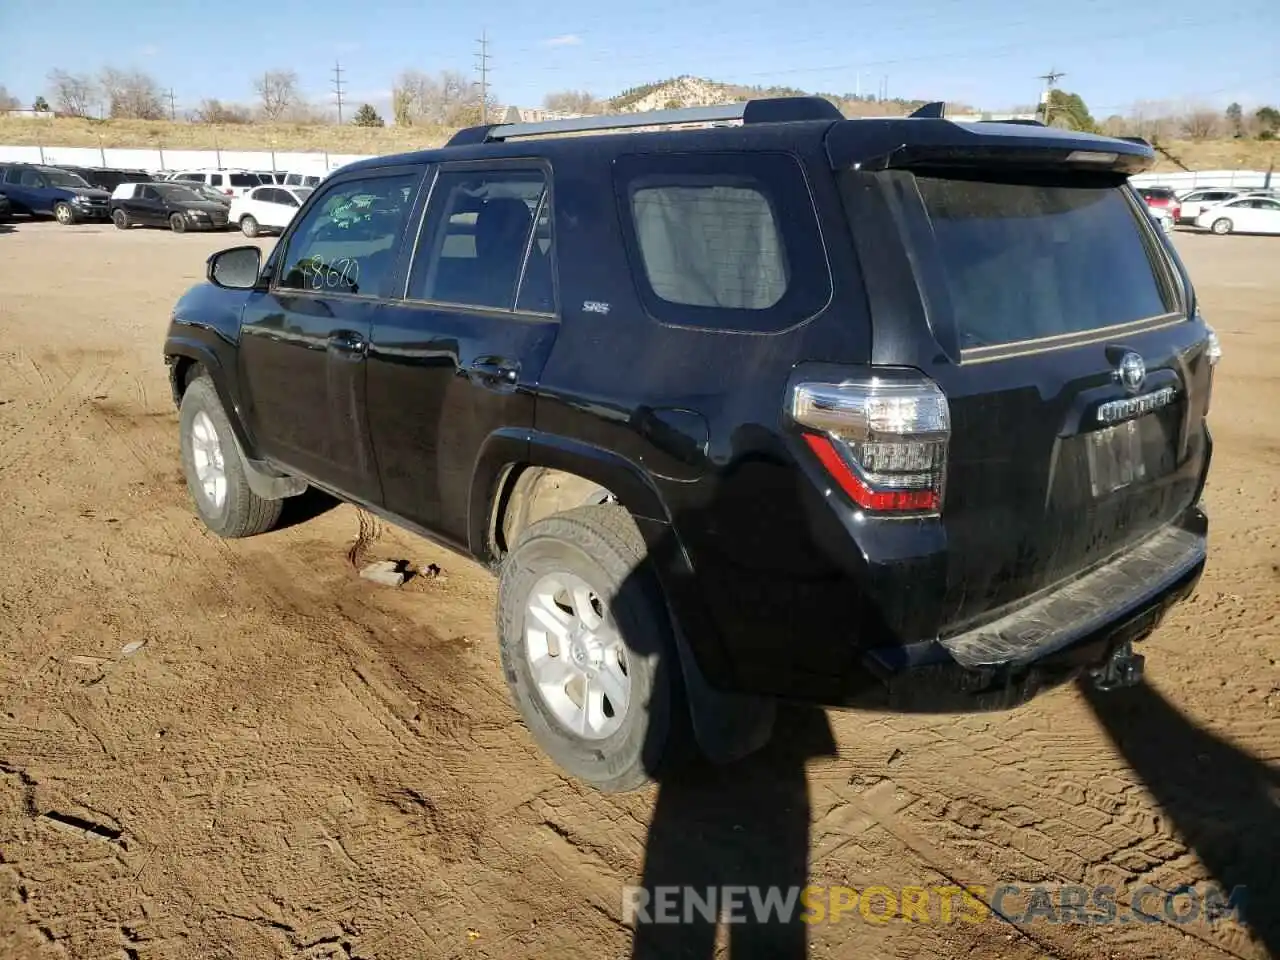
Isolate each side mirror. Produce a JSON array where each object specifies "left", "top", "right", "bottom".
[{"left": 207, "top": 245, "right": 262, "bottom": 290}]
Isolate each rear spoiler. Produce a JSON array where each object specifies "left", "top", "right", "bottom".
[{"left": 826, "top": 119, "right": 1155, "bottom": 176}]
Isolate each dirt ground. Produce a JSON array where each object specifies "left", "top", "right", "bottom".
[{"left": 0, "top": 219, "right": 1277, "bottom": 960}]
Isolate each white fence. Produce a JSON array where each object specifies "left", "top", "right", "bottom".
[
  {"left": 1130, "top": 169, "right": 1274, "bottom": 190},
  {"left": 0, "top": 144, "right": 377, "bottom": 175}
]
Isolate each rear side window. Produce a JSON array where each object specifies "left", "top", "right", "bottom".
[
  {"left": 614, "top": 152, "right": 830, "bottom": 332},
  {"left": 911, "top": 175, "right": 1175, "bottom": 349},
  {"left": 231, "top": 173, "right": 258, "bottom": 187}
]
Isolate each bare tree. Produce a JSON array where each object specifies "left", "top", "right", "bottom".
[
  {"left": 0, "top": 85, "right": 20, "bottom": 112},
  {"left": 1181, "top": 107, "right": 1220, "bottom": 141},
  {"left": 99, "top": 67, "right": 165, "bottom": 120},
  {"left": 190, "top": 98, "right": 252, "bottom": 124},
  {"left": 47, "top": 68, "right": 99, "bottom": 117},
  {"left": 254, "top": 69, "right": 299, "bottom": 121},
  {"left": 392, "top": 68, "right": 490, "bottom": 126},
  {"left": 543, "top": 89, "right": 601, "bottom": 115}
]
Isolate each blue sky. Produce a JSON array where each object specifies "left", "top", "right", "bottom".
[{"left": 1, "top": 0, "right": 1277, "bottom": 118}]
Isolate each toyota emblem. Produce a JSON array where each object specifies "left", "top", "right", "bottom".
[{"left": 1116, "top": 352, "right": 1146, "bottom": 393}]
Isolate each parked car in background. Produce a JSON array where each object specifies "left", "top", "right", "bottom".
[
  {"left": 1195, "top": 195, "right": 1280, "bottom": 235},
  {"left": 1135, "top": 185, "right": 1181, "bottom": 222},
  {"left": 110, "top": 181, "right": 231, "bottom": 232},
  {"left": 228, "top": 185, "right": 313, "bottom": 236},
  {"left": 0, "top": 190, "right": 11, "bottom": 221},
  {"left": 0, "top": 163, "right": 111, "bottom": 224},
  {"left": 1147, "top": 205, "right": 1175, "bottom": 235},
  {"left": 54, "top": 165, "right": 153, "bottom": 193},
  {"left": 283, "top": 171, "right": 323, "bottom": 188},
  {"left": 169, "top": 168, "right": 267, "bottom": 198},
  {"left": 182, "top": 182, "right": 234, "bottom": 207},
  {"left": 1175, "top": 187, "right": 1247, "bottom": 224}
]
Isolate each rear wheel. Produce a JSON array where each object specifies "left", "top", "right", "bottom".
[
  {"left": 1210, "top": 217, "right": 1233, "bottom": 235},
  {"left": 240, "top": 215, "right": 259, "bottom": 238},
  {"left": 179, "top": 375, "right": 283, "bottom": 538},
  {"left": 53, "top": 202, "right": 75, "bottom": 225},
  {"left": 497, "top": 505, "right": 686, "bottom": 792},
  {"left": 169, "top": 212, "right": 187, "bottom": 233},
  {"left": 112, "top": 209, "right": 130, "bottom": 230}
]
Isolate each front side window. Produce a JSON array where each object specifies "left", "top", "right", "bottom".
[
  {"left": 41, "top": 170, "right": 89, "bottom": 188},
  {"left": 407, "top": 168, "right": 551, "bottom": 312},
  {"left": 614, "top": 152, "right": 830, "bottom": 331},
  {"left": 910, "top": 173, "right": 1174, "bottom": 349},
  {"left": 275, "top": 172, "right": 420, "bottom": 299}
]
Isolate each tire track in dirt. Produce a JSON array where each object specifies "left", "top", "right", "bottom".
[{"left": 0, "top": 351, "right": 115, "bottom": 477}]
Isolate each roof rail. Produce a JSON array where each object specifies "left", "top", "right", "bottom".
[{"left": 447, "top": 96, "right": 844, "bottom": 147}]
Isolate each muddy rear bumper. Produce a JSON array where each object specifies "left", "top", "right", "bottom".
[{"left": 854, "top": 506, "right": 1207, "bottom": 711}]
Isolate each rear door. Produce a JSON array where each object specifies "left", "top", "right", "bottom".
[
  {"left": 842, "top": 161, "right": 1212, "bottom": 631},
  {"left": 366, "top": 160, "right": 559, "bottom": 548}
]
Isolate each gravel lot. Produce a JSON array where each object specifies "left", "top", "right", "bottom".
[{"left": 0, "top": 220, "right": 1277, "bottom": 960}]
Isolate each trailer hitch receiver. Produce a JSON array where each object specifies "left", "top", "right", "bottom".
[{"left": 1090, "top": 640, "right": 1145, "bottom": 692}]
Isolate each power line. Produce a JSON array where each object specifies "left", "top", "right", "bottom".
[
  {"left": 475, "top": 30, "right": 491, "bottom": 123},
  {"left": 332, "top": 60, "right": 346, "bottom": 124},
  {"left": 166, "top": 88, "right": 177, "bottom": 121}
]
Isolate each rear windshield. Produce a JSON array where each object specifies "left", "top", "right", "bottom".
[{"left": 913, "top": 176, "right": 1173, "bottom": 349}]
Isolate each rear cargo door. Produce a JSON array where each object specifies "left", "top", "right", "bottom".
[{"left": 844, "top": 163, "right": 1214, "bottom": 632}]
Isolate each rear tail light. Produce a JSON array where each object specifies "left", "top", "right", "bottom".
[{"left": 789, "top": 375, "right": 951, "bottom": 515}]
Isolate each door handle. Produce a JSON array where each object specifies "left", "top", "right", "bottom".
[
  {"left": 467, "top": 358, "right": 520, "bottom": 387},
  {"left": 328, "top": 330, "right": 368, "bottom": 358}
]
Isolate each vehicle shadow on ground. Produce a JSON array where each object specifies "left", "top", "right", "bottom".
[
  {"left": 630, "top": 704, "right": 836, "bottom": 960},
  {"left": 275, "top": 486, "right": 341, "bottom": 531},
  {"left": 1080, "top": 678, "right": 1280, "bottom": 954}
]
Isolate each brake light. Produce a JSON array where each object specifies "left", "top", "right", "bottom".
[{"left": 789, "top": 376, "right": 950, "bottom": 515}]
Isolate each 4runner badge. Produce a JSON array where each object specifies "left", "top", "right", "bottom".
[{"left": 583, "top": 301, "right": 611, "bottom": 315}]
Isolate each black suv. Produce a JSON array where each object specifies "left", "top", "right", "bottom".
[{"left": 163, "top": 98, "right": 1218, "bottom": 791}]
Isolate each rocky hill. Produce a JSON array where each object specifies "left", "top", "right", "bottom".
[{"left": 607, "top": 75, "right": 951, "bottom": 118}]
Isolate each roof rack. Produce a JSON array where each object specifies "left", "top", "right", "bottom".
[{"left": 447, "top": 96, "right": 845, "bottom": 147}]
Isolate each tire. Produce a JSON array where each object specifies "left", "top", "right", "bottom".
[
  {"left": 169, "top": 212, "right": 187, "bottom": 233},
  {"left": 497, "top": 505, "right": 686, "bottom": 792},
  {"left": 178, "top": 375, "right": 283, "bottom": 538},
  {"left": 240, "top": 215, "right": 259, "bottom": 238},
  {"left": 53, "top": 202, "right": 75, "bottom": 225},
  {"left": 112, "top": 209, "right": 130, "bottom": 230},
  {"left": 1211, "top": 217, "right": 1233, "bottom": 235}
]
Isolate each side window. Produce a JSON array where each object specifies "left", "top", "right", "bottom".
[
  {"left": 407, "top": 168, "right": 550, "bottom": 312},
  {"left": 142, "top": 186, "right": 160, "bottom": 201},
  {"left": 282, "top": 191, "right": 300, "bottom": 207},
  {"left": 613, "top": 151, "right": 830, "bottom": 331},
  {"left": 230, "top": 173, "right": 257, "bottom": 188},
  {"left": 20, "top": 168, "right": 45, "bottom": 187},
  {"left": 275, "top": 172, "right": 420, "bottom": 299}
]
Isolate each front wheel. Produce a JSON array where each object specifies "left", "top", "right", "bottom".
[
  {"left": 169, "top": 212, "right": 187, "bottom": 233},
  {"left": 112, "top": 209, "right": 130, "bottom": 230},
  {"left": 1211, "top": 217, "right": 1233, "bottom": 235},
  {"left": 240, "top": 214, "right": 259, "bottom": 238},
  {"left": 179, "top": 375, "right": 283, "bottom": 538},
  {"left": 53, "top": 202, "right": 75, "bottom": 225},
  {"left": 497, "top": 505, "right": 687, "bottom": 792}
]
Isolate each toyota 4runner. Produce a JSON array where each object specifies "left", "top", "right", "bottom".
[{"left": 163, "top": 97, "right": 1218, "bottom": 792}]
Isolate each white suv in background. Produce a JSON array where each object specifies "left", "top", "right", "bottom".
[
  {"left": 169, "top": 169, "right": 267, "bottom": 198},
  {"left": 228, "top": 184, "right": 313, "bottom": 236}
]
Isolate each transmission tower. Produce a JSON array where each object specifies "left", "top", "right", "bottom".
[
  {"left": 332, "top": 60, "right": 347, "bottom": 124},
  {"left": 1038, "top": 68, "right": 1065, "bottom": 125},
  {"left": 166, "top": 88, "right": 177, "bottom": 121},
  {"left": 475, "top": 30, "right": 491, "bottom": 124}
]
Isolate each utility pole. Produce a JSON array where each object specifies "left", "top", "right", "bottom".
[
  {"left": 332, "top": 60, "right": 346, "bottom": 124},
  {"left": 167, "top": 88, "right": 177, "bottom": 121},
  {"left": 1038, "top": 68, "right": 1064, "bottom": 125},
  {"left": 475, "top": 30, "right": 491, "bottom": 124}
]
